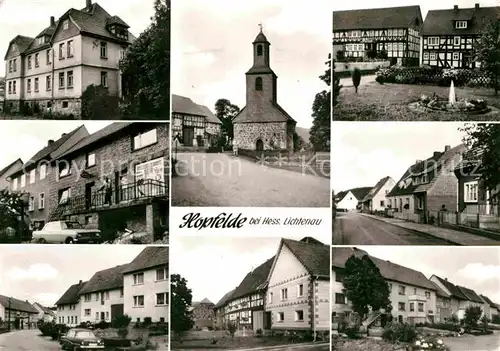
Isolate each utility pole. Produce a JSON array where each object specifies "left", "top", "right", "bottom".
[{"left": 7, "top": 297, "right": 11, "bottom": 331}]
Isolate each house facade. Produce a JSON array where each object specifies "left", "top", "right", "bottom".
[
  {"left": 421, "top": 4, "right": 499, "bottom": 68},
  {"left": 386, "top": 144, "right": 466, "bottom": 223},
  {"left": 0, "top": 158, "right": 23, "bottom": 190},
  {"left": 122, "top": 247, "right": 169, "bottom": 324},
  {"left": 8, "top": 125, "right": 89, "bottom": 230},
  {"left": 191, "top": 298, "right": 216, "bottom": 330},
  {"left": 265, "top": 238, "right": 330, "bottom": 332},
  {"left": 480, "top": 295, "right": 497, "bottom": 321},
  {"left": 55, "top": 280, "right": 87, "bottom": 327},
  {"left": 336, "top": 187, "right": 371, "bottom": 211},
  {"left": 171, "top": 94, "right": 222, "bottom": 148},
  {"left": 46, "top": 122, "right": 169, "bottom": 241},
  {"left": 361, "top": 176, "right": 396, "bottom": 212},
  {"left": 232, "top": 29, "right": 296, "bottom": 154},
  {"left": 3, "top": 0, "right": 135, "bottom": 116},
  {"left": 32, "top": 302, "right": 56, "bottom": 324},
  {"left": 332, "top": 6, "right": 422, "bottom": 66},
  {"left": 0, "top": 295, "right": 39, "bottom": 329}
]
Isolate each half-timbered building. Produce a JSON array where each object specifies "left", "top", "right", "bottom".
[
  {"left": 421, "top": 3, "right": 500, "bottom": 68},
  {"left": 332, "top": 6, "right": 423, "bottom": 66}
]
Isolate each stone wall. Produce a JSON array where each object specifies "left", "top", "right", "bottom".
[{"left": 234, "top": 122, "right": 288, "bottom": 150}]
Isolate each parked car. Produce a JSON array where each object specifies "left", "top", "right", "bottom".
[
  {"left": 32, "top": 221, "right": 102, "bottom": 244},
  {"left": 60, "top": 328, "right": 104, "bottom": 350}
]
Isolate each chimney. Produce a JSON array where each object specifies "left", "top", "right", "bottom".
[
  {"left": 415, "top": 159, "right": 422, "bottom": 164},
  {"left": 433, "top": 151, "right": 441, "bottom": 158},
  {"left": 445, "top": 145, "right": 451, "bottom": 152},
  {"left": 48, "top": 139, "right": 54, "bottom": 146},
  {"left": 50, "top": 16, "right": 55, "bottom": 27},
  {"left": 79, "top": 280, "right": 83, "bottom": 284},
  {"left": 61, "top": 133, "right": 67, "bottom": 138},
  {"left": 445, "top": 278, "right": 448, "bottom": 281},
  {"left": 475, "top": 3, "right": 480, "bottom": 9},
  {"left": 453, "top": 5, "right": 458, "bottom": 12},
  {"left": 86, "top": 0, "right": 92, "bottom": 8}
]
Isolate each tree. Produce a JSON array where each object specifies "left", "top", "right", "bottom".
[
  {"left": 463, "top": 306, "right": 482, "bottom": 329},
  {"left": 214, "top": 99, "right": 240, "bottom": 140},
  {"left": 352, "top": 68, "right": 361, "bottom": 94},
  {"left": 333, "top": 58, "right": 342, "bottom": 107},
  {"left": 309, "top": 53, "right": 331, "bottom": 152},
  {"left": 81, "top": 85, "right": 119, "bottom": 120},
  {"left": 293, "top": 132, "right": 305, "bottom": 152},
  {"left": 475, "top": 19, "right": 500, "bottom": 95},
  {"left": 227, "top": 322, "right": 237, "bottom": 338},
  {"left": 120, "top": 0, "right": 170, "bottom": 117},
  {"left": 342, "top": 255, "right": 392, "bottom": 322},
  {"left": 171, "top": 274, "right": 194, "bottom": 336},
  {"left": 0, "top": 190, "right": 28, "bottom": 243}
]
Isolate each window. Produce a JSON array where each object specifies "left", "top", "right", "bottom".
[
  {"left": 453, "top": 53, "right": 459, "bottom": 61},
  {"left": 133, "top": 272, "right": 144, "bottom": 285},
  {"left": 133, "top": 295, "right": 145, "bottom": 307},
  {"left": 410, "top": 303, "right": 415, "bottom": 312},
  {"left": 380, "top": 200, "right": 385, "bottom": 207},
  {"left": 295, "top": 310, "right": 304, "bottom": 321},
  {"left": 20, "top": 174, "right": 25, "bottom": 187},
  {"left": 28, "top": 56, "right": 32, "bottom": 69},
  {"left": 430, "top": 53, "right": 436, "bottom": 60},
  {"left": 335, "top": 293, "right": 346, "bottom": 304},
  {"left": 133, "top": 129, "right": 157, "bottom": 150},
  {"left": 13, "top": 59, "right": 17, "bottom": 72},
  {"left": 28, "top": 196, "right": 35, "bottom": 211},
  {"left": 425, "top": 291, "right": 431, "bottom": 299},
  {"left": 100, "top": 42, "right": 107, "bottom": 58},
  {"left": 34, "top": 77, "right": 39, "bottom": 92},
  {"left": 418, "top": 303, "right": 424, "bottom": 312},
  {"left": 156, "top": 267, "right": 167, "bottom": 281},
  {"left": 100, "top": 71, "right": 107, "bottom": 87},
  {"left": 63, "top": 19, "right": 69, "bottom": 30},
  {"left": 95, "top": 312, "right": 99, "bottom": 320},
  {"left": 280, "top": 288, "right": 288, "bottom": 301},
  {"left": 8, "top": 81, "right": 11, "bottom": 94},
  {"left": 67, "top": 40, "right": 74, "bottom": 57},
  {"left": 454, "top": 36, "right": 461, "bottom": 46},
  {"left": 13, "top": 81, "right": 16, "bottom": 94},
  {"left": 75, "top": 317, "right": 78, "bottom": 324},
  {"left": 46, "top": 75, "right": 51, "bottom": 91},
  {"left": 428, "top": 37, "right": 439, "bottom": 45},
  {"left": 46, "top": 49, "right": 51, "bottom": 65},
  {"left": 456, "top": 21, "right": 467, "bottom": 29},
  {"left": 257, "top": 44, "right": 263, "bottom": 56},
  {"left": 39, "top": 193, "right": 45, "bottom": 209},
  {"left": 27, "top": 79, "right": 31, "bottom": 93},
  {"left": 417, "top": 197, "right": 423, "bottom": 210},
  {"left": 105, "top": 291, "right": 109, "bottom": 300},
  {"left": 40, "top": 164, "right": 47, "bottom": 180},
  {"left": 66, "top": 70, "right": 74, "bottom": 88},
  {"left": 465, "top": 181, "right": 478, "bottom": 202},
  {"left": 59, "top": 43, "right": 65, "bottom": 59},
  {"left": 62, "top": 101, "right": 69, "bottom": 108},
  {"left": 269, "top": 292, "right": 273, "bottom": 303},
  {"left": 59, "top": 162, "right": 70, "bottom": 178},
  {"left": 58, "top": 188, "right": 71, "bottom": 205},
  {"left": 35, "top": 53, "right": 39, "bottom": 67},
  {"left": 297, "top": 284, "right": 304, "bottom": 297},
  {"left": 29, "top": 169, "right": 36, "bottom": 184},
  {"left": 277, "top": 312, "right": 284, "bottom": 322},
  {"left": 156, "top": 292, "right": 168, "bottom": 305},
  {"left": 255, "top": 77, "right": 263, "bottom": 91},
  {"left": 8, "top": 60, "right": 12, "bottom": 73},
  {"left": 59, "top": 72, "right": 65, "bottom": 88},
  {"left": 398, "top": 285, "right": 406, "bottom": 295},
  {"left": 398, "top": 302, "right": 406, "bottom": 311},
  {"left": 335, "top": 270, "right": 344, "bottom": 282},
  {"left": 105, "top": 312, "right": 109, "bottom": 320},
  {"left": 12, "top": 177, "right": 18, "bottom": 190}
]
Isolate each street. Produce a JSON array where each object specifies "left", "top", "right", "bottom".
[
  {"left": 442, "top": 331, "right": 500, "bottom": 350},
  {"left": 333, "top": 212, "right": 452, "bottom": 245},
  {"left": 172, "top": 153, "right": 330, "bottom": 207},
  {"left": 0, "top": 329, "right": 60, "bottom": 350}
]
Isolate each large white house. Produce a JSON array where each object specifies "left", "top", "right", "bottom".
[
  {"left": 335, "top": 187, "right": 372, "bottom": 211},
  {"left": 55, "top": 280, "right": 87, "bottom": 326}
]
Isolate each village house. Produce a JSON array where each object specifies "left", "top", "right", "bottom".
[
  {"left": 421, "top": 3, "right": 500, "bottom": 68},
  {"left": 55, "top": 280, "right": 87, "bottom": 327},
  {"left": 32, "top": 302, "right": 56, "bottom": 324},
  {"left": 232, "top": 28, "right": 296, "bottom": 155},
  {"left": 332, "top": 6, "right": 422, "bottom": 66},
  {"left": 386, "top": 144, "right": 467, "bottom": 224},
  {"left": 213, "top": 289, "right": 236, "bottom": 330},
  {"left": 479, "top": 294, "right": 497, "bottom": 321},
  {"left": 191, "top": 298, "right": 216, "bottom": 330},
  {"left": 171, "top": 94, "right": 222, "bottom": 148},
  {"left": 122, "top": 246, "right": 169, "bottom": 324},
  {"left": 361, "top": 176, "right": 396, "bottom": 213},
  {"left": 0, "top": 295, "right": 39, "bottom": 329},
  {"left": 8, "top": 125, "right": 89, "bottom": 230},
  {"left": 335, "top": 187, "right": 371, "bottom": 212},
  {"left": 0, "top": 158, "right": 23, "bottom": 190},
  {"left": 3, "top": 0, "right": 135, "bottom": 116},
  {"left": 265, "top": 237, "right": 330, "bottom": 333},
  {"left": 46, "top": 122, "right": 169, "bottom": 242},
  {"left": 78, "top": 265, "right": 127, "bottom": 323}
]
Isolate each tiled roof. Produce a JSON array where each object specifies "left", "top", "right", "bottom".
[
  {"left": 0, "top": 295, "right": 38, "bottom": 314},
  {"left": 122, "top": 246, "right": 168, "bottom": 274},
  {"left": 232, "top": 103, "right": 296, "bottom": 123},
  {"left": 431, "top": 281, "right": 450, "bottom": 298},
  {"left": 172, "top": 94, "right": 206, "bottom": 116},
  {"left": 4, "top": 35, "right": 34, "bottom": 60},
  {"left": 0, "top": 158, "right": 23, "bottom": 177},
  {"left": 332, "top": 247, "right": 368, "bottom": 268},
  {"left": 195, "top": 104, "right": 222, "bottom": 124},
  {"left": 363, "top": 176, "right": 391, "bottom": 202},
  {"left": 200, "top": 298, "right": 213, "bottom": 304},
  {"left": 214, "top": 289, "right": 235, "bottom": 309},
  {"left": 230, "top": 256, "right": 275, "bottom": 300},
  {"left": 333, "top": 6, "right": 422, "bottom": 31},
  {"left": 253, "top": 31, "right": 269, "bottom": 43},
  {"left": 282, "top": 237, "right": 330, "bottom": 277},
  {"left": 79, "top": 265, "right": 128, "bottom": 294},
  {"left": 457, "top": 286, "right": 484, "bottom": 304},
  {"left": 480, "top": 294, "right": 496, "bottom": 307},
  {"left": 55, "top": 281, "right": 87, "bottom": 305},
  {"left": 432, "top": 276, "right": 468, "bottom": 300},
  {"left": 33, "top": 302, "right": 56, "bottom": 316},
  {"left": 106, "top": 15, "right": 130, "bottom": 28},
  {"left": 421, "top": 6, "right": 500, "bottom": 36},
  {"left": 338, "top": 187, "right": 372, "bottom": 202}
]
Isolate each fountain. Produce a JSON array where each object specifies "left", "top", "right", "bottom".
[{"left": 448, "top": 80, "right": 456, "bottom": 106}]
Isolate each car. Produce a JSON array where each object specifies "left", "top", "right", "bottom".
[
  {"left": 60, "top": 328, "right": 105, "bottom": 350},
  {"left": 32, "top": 221, "right": 102, "bottom": 244}
]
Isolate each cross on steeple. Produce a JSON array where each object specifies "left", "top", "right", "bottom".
[{"left": 258, "top": 22, "right": 263, "bottom": 33}]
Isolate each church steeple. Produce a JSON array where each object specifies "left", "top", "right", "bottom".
[{"left": 247, "top": 24, "right": 273, "bottom": 74}]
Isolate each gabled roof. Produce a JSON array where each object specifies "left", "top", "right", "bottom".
[
  {"left": 338, "top": 187, "right": 372, "bottom": 202},
  {"left": 232, "top": 103, "right": 296, "bottom": 123},
  {"left": 431, "top": 281, "right": 450, "bottom": 298},
  {"left": 200, "top": 298, "right": 214, "bottom": 304},
  {"left": 55, "top": 281, "right": 87, "bottom": 305},
  {"left": 332, "top": 247, "right": 368, "bottom": 268},
  {"left": 79, "top": 265, "right": 128, "bottom": 294},
  {"left": 106, "top": 15, "right": 130, "bottom": 28},
  {"left": 4, "top": 35, "right": 34, "bottom": 60},
  {"left": 230, "top": 256, "right": 275, "bottom": 301},
  {"left": 0, "top": 295, "right": 38, "bottom": 314},
  {"left": 421, "top": 6, "right": 500, "bottom": 36},
  {"left": 0, "top": 158, "right": 23, "bottom": 178},
  {"left": 432, "top": 275, "right": 468, "bottom": 300},
  {"left": 195, "top": 104, "right": 222, "bottom": 124},
  {"left": 214, "top": 289, "right": 235, "bottom": 309},
  {"left": 480, "top": 294, "right": 496, "bottom": 307},
  {"left": 333, "top": 5, "right": 422, "bottom": 31},
  {"left": 33, "top": 302, "right": 56, "bottom": 316},
  {"left": 172, "top": 94, "right": 222, "bottom": 125},
  {"left": 122, "top": 246, "right": 168, "bottom": 274},
  {"left": 457, "top": 285, "right": 484, "bottom": 304},
  {"left": 363, "top": 176, "right": 392, "bottom": 202},
  {"left": 279, "top": 237, "right": 330, "bottom": 277}
]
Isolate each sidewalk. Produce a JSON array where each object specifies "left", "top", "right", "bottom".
[
  {"left": 361, "top": 214, "right": 500, "bottom": 245},
  {"left": 234, "top": 342, "right": 329, "bottom": 351}
]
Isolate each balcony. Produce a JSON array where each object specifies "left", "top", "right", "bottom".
[{"left": 408, "top": 295, "right": 427, "bottom": 302}]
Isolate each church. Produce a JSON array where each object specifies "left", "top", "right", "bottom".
[{"left": 232, "top": 27, "right": 296, "bottom": 154}]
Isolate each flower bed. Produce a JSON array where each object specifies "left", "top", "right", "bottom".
[
  {"left": 410, "top": 93, "right": 492, "bottom": 115},
  {"left": 413, "top": 335, "right": 450, "bottom": 350}
]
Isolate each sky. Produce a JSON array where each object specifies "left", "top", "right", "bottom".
[
  {"left": 0, "top": 121, "right": 112, "bottom": 171},
  {"left": 0, "top": 245, "right": 146, "bottom": 307},
  {"left": 331, "top": 122, "right": 467, "bottom": 193},
  {"left": 172, "top": 234, "right": 328, "bottom": 304},
  {"left": 172, "top": 0, "right": 332, "bottom": 129},
  {"left": 0, "top": 0, "right": 155, "bottom": 77},
  {"left": 332, "top": 0, "right": 500, "bottom": 22},
  {"left": 360, "top": 246, "right": 500, "bottom": 304}
]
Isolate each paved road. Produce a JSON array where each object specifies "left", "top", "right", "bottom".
[
  {"left": 0, "top": 329, "right": 60, "bottom": 350},
  {"left": 442, "top": 331, "right": 500, "bottom": 350},
  {"left": 333, "top": 212, "right": 453, "bottom": 245},
  {"left": 172, "top": 153, "right": 330, "bottom": 207}
]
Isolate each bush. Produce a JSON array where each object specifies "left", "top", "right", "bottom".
[
  {"left": 112, "top": 314, "right": 132, "bottom": 329},
  {"left": 255, "top": 328, "right": 263, "bottom": 338},
  {"left": 39, "top": 322, "right": 54, "bottom": 336},
  {"left": 50, "top": 324, "right": 70, "bottom": 340},
  {"left": 382, "top": 322, "right": 417, "bottom": 343},
  {"left": 81, "top": 84, "right": 119, "bottom": 120},
  {"left": 143, "top": 317, "right": 152, "bottom": 326},
  {"left": 426, "top": 323, "right": 460, "bottom": 332},
  {"left": 227, "top": 322, "right": 237, "bottom": 338},
  {"left": 117, "top": 327, "right": 128, "bottom": 339},
  {"left": 94, "top": 321, "right": 110, "bottom": 330}
]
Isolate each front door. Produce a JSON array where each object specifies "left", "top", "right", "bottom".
[
  {"left": 264, "top": 312, "right": 271, "bottom": 330},
  {"left": 100, "top": 312, "right": 105, "bottom": 321},
  {"left": 183, "top": 127, "right": 194, "bottom": 146},
  {"left": 85, "top": 182, "right": 95, "bottom": 209},
  {"left": 256, "top": 139, "right": 264, "bottom": 151},
  {"left": 111, "top": 304, "right": 124, "bottom": 320}
]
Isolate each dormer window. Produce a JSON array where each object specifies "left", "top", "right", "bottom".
[
  {"left": 63, "top": 19, "right": 69, "bottom": 30},
  {"left": 456, "top": 21, "right": 467, "bottom": 29}
]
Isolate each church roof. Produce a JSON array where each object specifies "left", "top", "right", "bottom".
[
  {"left": 253, "top": 30, "right": 269, "bottom": 44},
  {"left": 232, "top": 103, "right": 295, "bottom": 123}
]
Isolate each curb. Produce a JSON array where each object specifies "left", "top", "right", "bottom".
[
  {"left": 232, "top": 342, "right": 329, "bottom": 351},
  {"left": 360, "top": 214, "right": 462, "bottom": 246}
]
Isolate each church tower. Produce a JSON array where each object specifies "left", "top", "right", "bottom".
[{"left": 245, "top": 26, "right": 277, "bottom": 107}]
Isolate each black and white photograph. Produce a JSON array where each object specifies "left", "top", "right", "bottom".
[
  {"left": 0, "top": 245, "right": 169, "bottom": 351},
  {"left": 170, "top": 234, "right": 330, "bottom": 351},
  {"left": 332, "top": 0, "right": 500, "bottom": 120},
  {"left": 0, "top": 0, "right": 170, "bottom": 120},
  {"left": 332, "top": 246, "right": 500, "bottom": 351},
  {"left": 332, "top": 122, "right": 500, "bottom": 246},
  {"left": 0, "top": 121, "right": 169, "bottom": 244},
  {"left": 170, "top": 0, "right": 331, "bottom": 207}
]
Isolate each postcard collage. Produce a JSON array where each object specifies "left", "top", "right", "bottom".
[{"left": 0, "top": 0, "right": 499, "bottom": 350}]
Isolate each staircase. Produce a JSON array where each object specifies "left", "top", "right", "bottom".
[{"left": 362, "top": 311, "right": 382, "bottom": 328}]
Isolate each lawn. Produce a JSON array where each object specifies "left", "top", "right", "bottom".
[
  {"left": 333, "top": 81, "right": 500, "bottom": 120},
  {"left": 171, "top": 336, "right": 312, "bottom": 350}
]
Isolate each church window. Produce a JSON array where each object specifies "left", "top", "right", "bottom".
[
  {"left": 257, "top": 44, "right": 263, "bottom": 56},
  {"left": 255, "top": 77, "right": 263, "bottom": 91}
]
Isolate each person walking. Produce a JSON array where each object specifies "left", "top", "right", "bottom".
[{"left": 232, "top": 139, "right": 238, "bottom": 156}]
